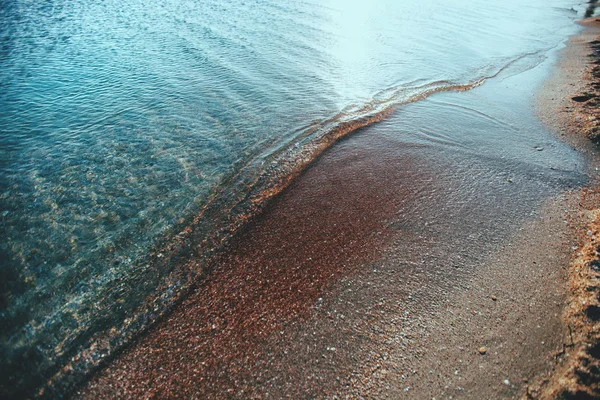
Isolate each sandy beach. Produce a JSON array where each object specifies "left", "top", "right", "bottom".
[
  {"left": 529, "top": 18, "right": 600, "bottom": 399},
  {"left": 69, "top": 16, "right": 600, "bottom": 400}
]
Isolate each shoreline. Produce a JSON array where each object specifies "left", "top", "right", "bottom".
[
  {"left": 32, "top": 38, "right": 510, "bottom": 400},
  {"left": 529, "top": 17, "right": 600, "bottom": 399},
  {"left": 75, "top": 15, "right": 597, "bottom": 400}
]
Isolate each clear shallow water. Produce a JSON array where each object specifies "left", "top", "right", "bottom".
[{"left": 0, "top": 0, "right": 583, "bottom": 397}]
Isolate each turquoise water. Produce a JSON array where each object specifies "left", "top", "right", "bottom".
[{"left": 0, "top": 0, "right": 582, "bottom": 397}]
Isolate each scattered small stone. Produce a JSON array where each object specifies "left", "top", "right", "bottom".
[
  {"left": 490, "top": 295, "right": 497, "bottom": 301},
  {"left": 503, "top": 379, "right": 510, "bottom": 386},
  {"left": 572, "top": 94, "right": 593, "bottom": 102},
  {"left": 478, "top": 347, "right": 487, "bottom": 355}
]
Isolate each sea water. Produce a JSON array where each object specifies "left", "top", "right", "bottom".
[{"left": 0, "top": 0, "right": 583, "bottom": 397}]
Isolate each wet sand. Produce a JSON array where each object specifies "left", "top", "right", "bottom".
[
  {"left": 77, "top": 23, "right": 596, "bottom": 400},
  {"left": 77, "top": 146, "right": 578, "bottom": 398}
]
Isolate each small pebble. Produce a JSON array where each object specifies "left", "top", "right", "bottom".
[
  {"left": 490, "top": 295, "right": 497, "bottom": 301},
  {"left": 503, "top": 379, "right": 510, "bottom": 386},
  {"left": 478, "top": 347, "right": 487, "bottom": 355}
]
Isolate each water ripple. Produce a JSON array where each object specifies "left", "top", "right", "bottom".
[{"left": 0, "top": 0, "right": 581, "bottom": 397}]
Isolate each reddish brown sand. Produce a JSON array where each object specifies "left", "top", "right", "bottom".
[
  {"left": 78, "top": 136, "right": 432, "bottom": 398},
  {"left": 77, "top": 20, "right": 600, "bottom": 400},
  {"left": 80, "top": 128, "right": 580, "bottom": 399}
]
